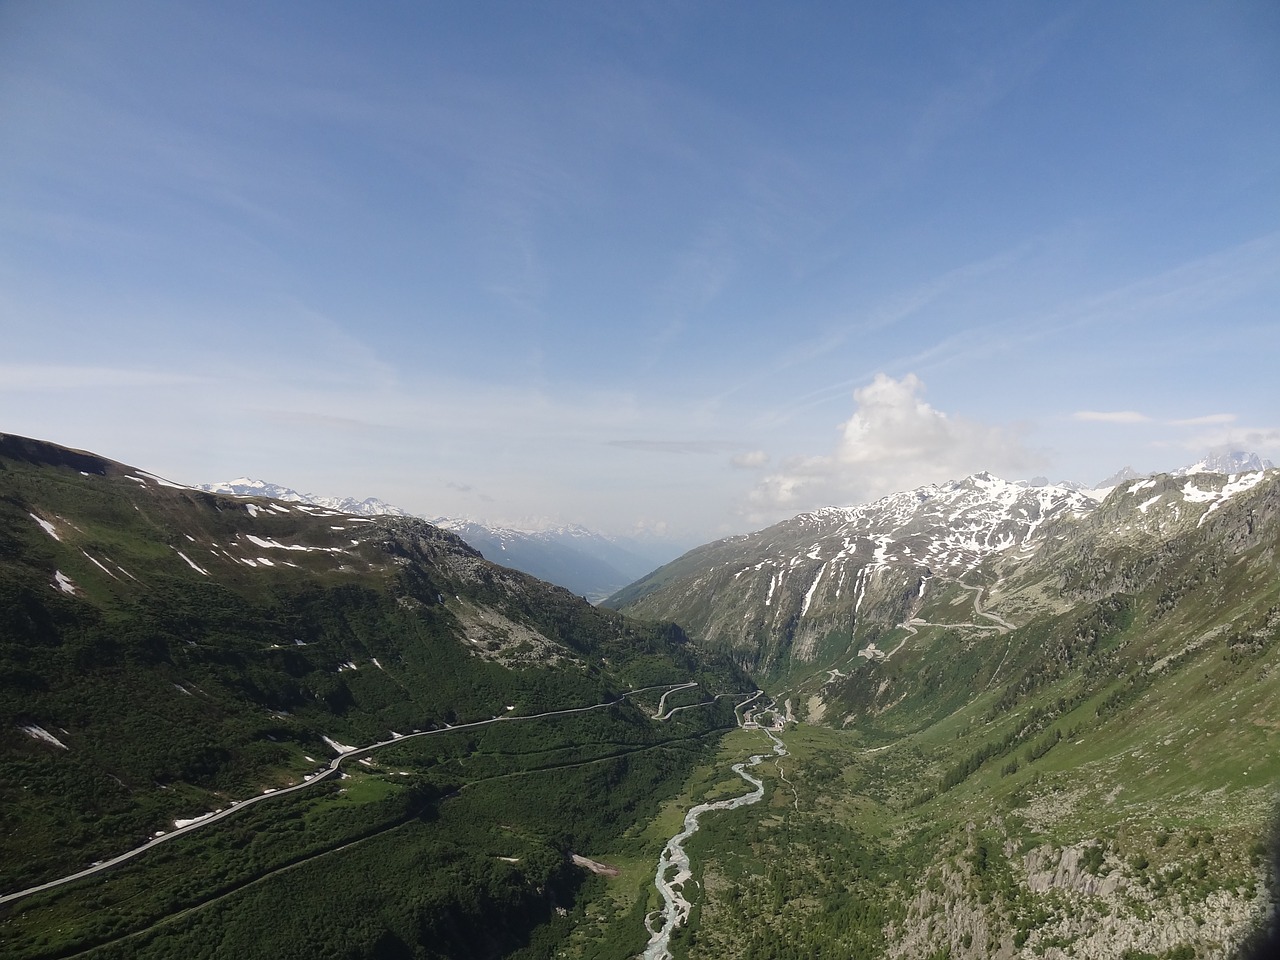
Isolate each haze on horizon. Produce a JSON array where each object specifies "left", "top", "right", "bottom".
[{"left": 2, "top": 1, "right": 1277, "bottom": 543}]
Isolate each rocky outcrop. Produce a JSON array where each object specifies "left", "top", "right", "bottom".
[{"left": 1024, "top": 843, "right": 1124, "bottom": 897}]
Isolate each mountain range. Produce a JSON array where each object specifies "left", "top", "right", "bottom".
[
  {"left": 202, "top": 449, "right": 1273, "bottom": 605},
  {"left": 605, "top": 457, "right": 1279, "bottom": 958},
  {"left": 5, "top": 433, "right": 1277, "bottom": 959},
  {"left": 196, "top": 477, "right": 413, "bottom": 518},
  {"left": 1, "top": 433, "right": 746, "bottom": 959}
]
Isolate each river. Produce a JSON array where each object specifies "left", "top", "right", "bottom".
[{"left": 640, "top": 702, "right": 788, "bottom": 960}]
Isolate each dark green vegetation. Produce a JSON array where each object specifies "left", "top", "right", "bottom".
[
  {"left": 4, "top": 703, "right": 739, "bottom": 960},
  {"left": 0, "top": 434, "right": 749, "bottom": 959}
]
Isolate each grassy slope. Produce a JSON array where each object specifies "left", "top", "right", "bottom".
[{"left": 0, "top": 437, "right": 752, "bottom": 959}]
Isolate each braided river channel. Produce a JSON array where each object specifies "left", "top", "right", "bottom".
[{"left": 640, "top": 698, "right": 788, "bottom": 960}]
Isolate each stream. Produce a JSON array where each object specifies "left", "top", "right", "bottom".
[{"left": 640, "top": 704, "right": 788, "bottom": 960}]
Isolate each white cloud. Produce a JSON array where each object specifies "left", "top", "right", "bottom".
[
  {"left": 747, "top": 373, "right": 1040, "bottom": 518},
  {"left": 1071, "top": 410, "right": 1151, "bottom": 424}
]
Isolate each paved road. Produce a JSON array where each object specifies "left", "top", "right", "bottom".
[
  {"left": 652, "top": 681, "right": 698, "bottom": 719},
  {"left": 0, "top": 682, "right": 698, "bottom": 907}
]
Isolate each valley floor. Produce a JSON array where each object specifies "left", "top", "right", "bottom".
[{"left": 575, "top": 717, "right": 1276, "bottom": 960}]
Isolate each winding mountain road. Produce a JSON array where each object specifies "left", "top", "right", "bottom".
[{"left": 0, "top": 682, "right": 700, "bottom": 907}]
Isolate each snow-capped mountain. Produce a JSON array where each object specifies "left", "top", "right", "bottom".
[
  {"left": 606, "top": 473, "right": 1101, "bottom": 672},
  {"left": 1094, "top": 465, "right": 1146, "bottom": 489},
  {"left": 607, "top": 461, "right": 1278, "bottom": 676},
  {"left": 196, "top": 479, "right": 412, "bottom": 518},
  {"left": 1090, "top": 451, "right": 1273, "bottom": 490},
  {"left": 198, "top": 479, "right": 675, "bottom": 599}
]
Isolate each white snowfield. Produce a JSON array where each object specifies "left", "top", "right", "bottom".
[
  {"left": 801, "top": 476, "right": 1087, "bottom": 574},
  {"left": 82, "top": 552, "right": 119, "bottom": 579},
  {"left": 1184, "top": 471, "right": 1267, "bottom": 526},
  {"left": 132, "top": 471, "right": 189, "bottom": 490},
  {"left": 175, "top": 550, "right": 210, "bottom": 576},
  {"left": 719, "top": 474, "right": 1098, "bottom": 635},
  {"left": 1106, "top": 470, "right": 1271, "bottom": 533},
  {"left": 243, "top": 534, "right": 346, "bottom": 554},
  {"left": 197, "top": 478, "right": 410, "bottom": 518}
]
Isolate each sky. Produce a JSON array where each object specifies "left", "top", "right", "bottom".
[{"left": 2, "top": 1, "right": 1278, "bottom": 545}]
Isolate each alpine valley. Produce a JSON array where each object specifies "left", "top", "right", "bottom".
[
  {"left": 2, "top": 432, "right": 1277, "bottom": 960},
  {"left": 606, "top": 463, "right": 1280, "bottom": 959},
  {"left": 0, "top": 434, "right": 749, "bottom": 960}
]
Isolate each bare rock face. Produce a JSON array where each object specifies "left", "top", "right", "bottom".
[
  {"left": 882, "top": 829, "right": 1271, "bottom": 960},
  {"left": 1024, "top": 843, "right": 1124, "bottom": 897}
]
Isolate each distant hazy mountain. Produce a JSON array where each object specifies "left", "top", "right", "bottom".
[
  {"left": 1094, "top": 465, "right": 1146, "bottom": 489},
  {"left": 1091, "top": 450, "right": 1273, "bottom": 490},
  {"left": 432, "top": 518, "right": 680, "bottom": 601}
]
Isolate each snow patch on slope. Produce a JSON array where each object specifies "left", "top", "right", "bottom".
[
  {"left": 20, "top": 724, "right": 69, "bottom": 750},
  {"left": 30, "top": 513, "right": 60, "bottom": 541}
]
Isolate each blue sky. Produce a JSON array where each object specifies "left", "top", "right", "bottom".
[{"left": 2, "top": 1, "right": 1278, "bottom": 543}]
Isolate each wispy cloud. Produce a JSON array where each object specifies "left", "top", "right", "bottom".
[
  {"left": 607, "top": 439, "right": 736, "bottom": 455},
  {"left": 1072, "top": 410, "right": 1151, "bottom": 424},
  {"left": 863, "top": 244, "right": 1031, "bottom": 334},
  {"left": 0, "top": 364, "right": 209, "bottom": 391},
  {"left": 741, "top": 239, "right": 1041, "bottom": 426},
  {"left": 1159, "top": 425, "right": 1280, "bottom": 458},
  {"left": 860, "top": 231, "right": 1280, "bottom": 391},
  {"left": 903, "top": 10, "right": 1075, "bottom": 168},
  {"left": 251, "top": 410, "right": 385, "bottom": 433},
  {"left": 1072, "top": 410, "right": 1240, "bottom": 428}
]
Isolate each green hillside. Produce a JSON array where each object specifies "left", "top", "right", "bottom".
[{"left": 0, "top": 434, "right": 750, "bottom": 959}]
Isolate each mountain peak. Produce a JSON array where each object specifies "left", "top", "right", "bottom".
[
  {"left": 1095, "top": 465, "right": 1146, "bottom": 489},
  {"left": 197, "top": 479, "right": 410, "bottom": 516}
]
